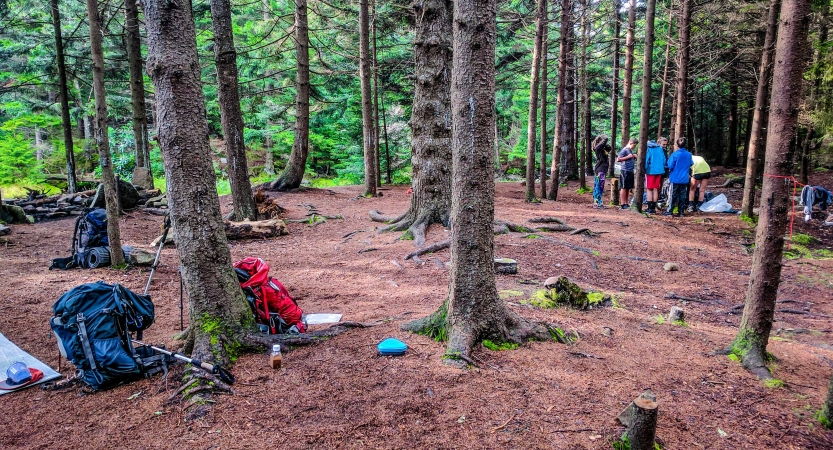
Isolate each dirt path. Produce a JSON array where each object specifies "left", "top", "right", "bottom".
[{"left": 1, "top": 170, "right": 832, "bottom": 449}]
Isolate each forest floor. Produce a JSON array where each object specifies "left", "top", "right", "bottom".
[{"left": 1, "top": 168, "right": 833, "bottom": 449}]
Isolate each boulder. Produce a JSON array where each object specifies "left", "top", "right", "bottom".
[
  {"left": 124, "top": 246, "right": 157, "bottom": 266},
  {"left": 0, "top": 204, "right": 32, "bottom": 224},
  {"left": 668, "top": 306, "right": 685, "bottom": 323},
  {"left": 0, "top": 224, "right": 10, "bottom": 236},
  {"left": 663, "top": 262, "right": 680, "bottom": 272},
  {"left": 131, "top": 166, "right": 154, "bottom": 190},
  {"left": 494, "top": 258, "right": 518, "bottom": 274},
  {"left": 91, "top": 179, "right": 142, "bottom": 210}
]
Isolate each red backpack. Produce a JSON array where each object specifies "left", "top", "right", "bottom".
[{"left": 233, "top": 257, "right": 306, "bottom": 334}]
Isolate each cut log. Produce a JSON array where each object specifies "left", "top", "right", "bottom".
[
  {"left": 627, "top": 397, "right": 658, "bottom": 450},
  {"left": 224, "top": 219, "right": 288, "bottom": 240},
  {"left": 494, "top": 258, "right": 518, "bottom": 274},
  {"left": 617, "top": 390, "right": 656, "bottom": 427}
]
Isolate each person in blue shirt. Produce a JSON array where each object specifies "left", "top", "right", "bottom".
[
  {"left": 644, "top": 137, "right": 667, "bottom": 214},
  {"left": 663, "top": 137, "right": 693, "bottom": 217}
]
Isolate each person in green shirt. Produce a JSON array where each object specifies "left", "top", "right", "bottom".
[{"left": 688, "top": 155, "right": 711, "bottom": 212}]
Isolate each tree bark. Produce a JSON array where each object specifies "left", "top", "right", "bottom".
[
  {"left": 369, "top": 0, "right": 452, "bottom": 247},
  {"left": 800, "top": 11, "right": 827, "bottom": 186},
  {"left": 372, "top": 0, "right": 382, "bottom": 188},
  {"left": 360, "top": 0, "right": 377, "bottom": 197},
  {"left": 50, "top": 0, "right": 77, "bottom": 194},
  {"left": 563, "top": 50, "right": 578, "bottom": 181},
  {"left": 627, "top": 397, "right": 659, "bottom": 450},
  {"left": 270, "top": 0, "right": 310, "bottom": 191},
  {"left": 210, "top": 0, "right": 258, "bottom": 221},
  {"left": 125, "top": 0, "right": 152, "bottom": 189},
  {"left": 656, "top": 6, "right": 674, "bottom": 140},
  {"left": 608, "top": 0, "right": 621, "bottom": 178},
  {"left": 741, "top": 0, "right": 780, "bottom": 218},
  {"left": 579, "top": 0, "right": 592, "bottom": 189},
  {"left": 548, "top": 0, "right": 573, "bottom": 201},
  {"left": 539, "top": 10, "right": 549, "bottom": 199},
  {"left": 672, "top": 0, "right": 692, "bottom": 146},
  {"left": 525, "top": 0, "right": 547, "bottom": 201},
  {"left": 620, "top": 0, "right": 636, "bottom": 147},
  {"left": 85, "top": 0, "right": 124, "bottom": 267},
  {"left": 402, "top": 0, "right": 549, "bottom": 363},
  {"left": 725, "top": 65, "right": 739, "bottom": 167},
  {"left": 633, "top": 0, "right": 657, "bottom": 212},
  {"left": 141, "top": 0, "right": 252, "bottom": 378},
  {"left": 823, "top": 370, "right": 833, "bottom": 429},
  {"left": 730, "top": 0, "right": 810, "bottom": 380}
]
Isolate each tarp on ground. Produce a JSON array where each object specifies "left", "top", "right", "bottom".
[{"left": 0, "top": 332, "right": 61, "bottom": 395}]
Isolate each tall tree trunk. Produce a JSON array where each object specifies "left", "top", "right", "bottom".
[
  {"left": 656, "top": 5, "right": 674, "bottom": 140},
  {"left": 141, "top": 0, "right": 252, "bottom": 383},
  {"left": 125, "top": 0, "right": 152, "bottom": 190},
  {"left": 369, "top": 0, "right": 451, "bottom": 246},
  {"left": 402, "top": 0, "right": 549, "bottom": 364},
  {"left": 633, "top": 0, "right": 657, "bottom": 212},
  {"left": 730, "top": 0, "right": 810, "bottom": 380},
  {"left": 673, "top": 0, "right": 692, "bottom": 146},
  {"left": 741, "top": 0, "right": 780, "bottom": 218},
  {"left": 360, "top": 0, "right": 377, "bottom": 197},
  {"left": 579, "top": 0, "right": 591, "bottom": 190},
  {"left": 50, "top": 0, "right": 77, "bottom": 194},
  {"left": 525, "top": 0, "right": 547, "bottom": 201},
  {"left": 563, "top": 48, "right": 577, "bottom": 181},
  {"left": 725, "top": 64, "right": 739, "bottom": 167},
  {"left": 800, "top": 11, "right": 827, "bottom": 186},
  {"left": 608, "top": 0, "right": 620, "bottom": 178},
  {"left": 621, "top": 0, "right": 636, "bottom": 147},
  {"left": 86, "top": 0, "right": 124, "bottom": 267},
  {"left": 539, "top": 9, "right": 549, "bottom": 199},
  {"left": 372, "top": 0, "right": 382, "bottom": 187},
  {"left": 264, "top": 134, "right": 275, "bottom": 175},
  {"left": 270, "top": 0, "right": 310, "bottom": 192},
  {"left": 210, "top": 0, "right": 258, "bottom": 221},
  {"left": 548, "top": 0, "right": 573, "bottom": 201},
  {"left": 381, "top": 94, "right": 392, "bottom": 184}
]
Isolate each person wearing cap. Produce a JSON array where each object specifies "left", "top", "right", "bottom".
[
  {"left": 663, "top": 137, "right": 693, "bottom": 217},
  {"left": 644, "top": 137, "right": 667, "bottom": 214}
]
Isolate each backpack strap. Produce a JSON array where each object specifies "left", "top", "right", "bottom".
[{"left": 76, "top": 313, "right": 97, "bottom": 371}]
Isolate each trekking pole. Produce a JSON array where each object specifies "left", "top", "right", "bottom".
[
  {"left": 131, "top": 339, "right": 235, "bottom": 385},
  {"left": 143, "top": 214, "right": 171, "bottom": 296},
  {"left": 178, "top": 266, "right": 184, "bottom": 331}
]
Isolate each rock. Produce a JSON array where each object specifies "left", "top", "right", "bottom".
[
  {"left": 663, "top": 262, "right": 680, "bottom": 272},
  {"left": 124, "top": 246, "right": 157, "bottom": 266},
  {"left": 543, "top": 276, "right": 560, "bottom": 289},
  {"left": 131, "top": 166, "right": 154, "bottom": 190},
  {"left": 617, "top": 390, "right": 656, "bottom": 427},
  {"left": 494, "top": 258, "right": 518, "bottom": 274},
  {"left": 528, "top": 276, "right": 589, "bottom": 309},
  {"left": 0, "top": 204, "right": 32, "bottom": 224},
  {"left": 0, "top": 224, "right": 9, "bottom": 236},
  {"left": 91, "top": 179, "right": 142, "bottom": 210},
  {"left": 145, "top": 193, "right": 166, "bottom": 207},
  {"left": 668, "top": 306, "right": 685, "bottom": 323},
  {"left": 151, "top": 233, "right": 175, "bottom": 247},
  {"left": 601, "top": 326, "right": 613, "bottom": 337}
]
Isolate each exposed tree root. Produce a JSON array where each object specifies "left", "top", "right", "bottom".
[
  {"left": 740, "top": 347, "right": 774, "bottom": 380},
  {"left": 241, "top": 321, "right": 383, "bottom": 351},
  {"left": 405, "top": 240, "right": 450, "bottom": 260},
  {"left": 535, "top": 224, "right": 575, "bottom": 232},
  {"left": 528, "top": 216, "right": 567, "bottom": 224},
  {"left": 369, "top": 209, "right": 404, "bottom": 223},
  {"left": 370, "top": 209, "right": 443, "bottom": 247}
]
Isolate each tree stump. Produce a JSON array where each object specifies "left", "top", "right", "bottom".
[
  {"left": 610, "top": 178, "right": 620, "bottom": 205},
  {"left": 668, "top": 306, "right": 685, "bottom": 323},
  {"left": 224, "top": 219, "right": 288, "bottom": 240},
  {"left": 494, "top": 258, "right": 518, "bottom": 274},
  {"left": 627, "top": 397, "right": 658, "bottom": 450}
]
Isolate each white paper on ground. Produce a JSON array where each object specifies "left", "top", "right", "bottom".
[{"left": 305, "top": 313, "right": 343, "bottom": 325}]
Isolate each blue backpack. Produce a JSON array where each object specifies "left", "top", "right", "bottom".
[
  {"left": 50, "top": 282, "right": 165, "bottom": 391},
  {"left": 50, "top": 208, "right": 112, "bottom": 270}
]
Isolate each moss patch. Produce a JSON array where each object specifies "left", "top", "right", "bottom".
[
  {"left": 527, "top": 277, "right": 590, "bottom": 309},
  {"left": 764, "top": 379, "right": 784, "bottom": 389},
  {"left": 575, "top": 186, "right": 591, "bottom": 194},
  {"left": 791, "top": 233, "right": 818, "bottom": 246},
  {"left": 482, "top": 339, "right": 519, "bottom": 351},
  {"left": 498, "top": 290, "right": 524, "bottom": 299},
  {"left": 415, "top": 302, "right": 448, "bottom": 342},
  {"left": 740, "top": 214, "right": 758, "bottom": 226}
]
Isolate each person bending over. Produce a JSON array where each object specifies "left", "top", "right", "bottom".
[
  {"left": 592, "top": 135, "right": 612, "bottom": 208},
  {"left": 644, "top": 137, "right": 667, "bottom": 214},
  {"left": 663, "top": 137, "right": 693, "bottom": 217},
  {"left": 617, "top": 138, "right": 638, "bottom": 210},
  {"left": 688, "top": 155, "right": 711, "bottom": 212}
]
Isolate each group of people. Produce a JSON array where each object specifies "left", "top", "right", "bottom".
[{"left": 591, "top": 135, "right": 711, "bottom": 216}]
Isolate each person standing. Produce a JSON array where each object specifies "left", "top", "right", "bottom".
[
  {"left": 644, "top": 137, "right": 667, "bottom": 214},
  {"left": 688, "top": 154, "right": 711, "bottom": 212},
  {"left": 617, "top": 138, "right": 638, "bottom": 210},
  {"left": 592, "top": 135, "right": 611, "bottom": 208},
  {"left": 663, "top": 137, "right": 693, "bottom": 217}
]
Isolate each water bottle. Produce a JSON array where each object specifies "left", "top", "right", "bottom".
[{"left": 270, "top": 344, "right": 282, "bottom": 369}]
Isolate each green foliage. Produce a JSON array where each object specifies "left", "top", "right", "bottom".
[
  {"left": 575, "top": 186, "right": 591, "bottom": 194},
  {"left": 791, "top": 233, "right": 818, "bottom": 246},
  {"left": 763, "top": 379, "right": 784, "bottom": 389},
  {"left": 414, "top": 302, "right": 448, "bottom": 342},
  {"left": 653, "top": 315, "right": 665, "bottom": 325},
  {"left": 815, "top": 409, "right": 832, "bottom": 429},
  {"left": 482, "top": 339, "right": 519, "bottom": 351},
  {"left": 0, "top": 130, "right": 41, "bottom": 184}
]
